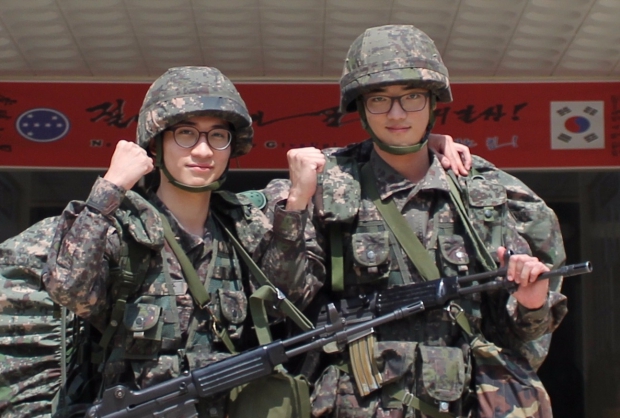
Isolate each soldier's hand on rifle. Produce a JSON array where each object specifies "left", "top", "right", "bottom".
[
  {"left": 104, "top": 140, "right": 154, "bottom": 191},
  {"left": 428, "top": 133, "right": 472, "bottom": 176},
  {"left": 286, "top": 147, "right": 326, "bottom": 211},
  {"left": 498, "top": 246, "right": 550, "bottom": 310}
]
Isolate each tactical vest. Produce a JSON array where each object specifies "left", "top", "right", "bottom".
[
  {"left": 0, "top": 188, "right": 310, "bottom": 418},
  {"left": 318, "top": 150, "right": 510, "bottom": 304},
  {"left": 96, "top": 190, "right": 313, "bottom": 418},
  {"left": 314, "top": 148, "right": 534, "bottom": 417},
  {"left": 94, "top": 191, "right": 258, "bottom": 384}
]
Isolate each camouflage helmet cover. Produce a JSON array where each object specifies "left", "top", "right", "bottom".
[
  {"left": 340, "top": 25, "right": 453, "bottom": 113},
  {"left": 138, "top": 66, "right": 253, "bottom": 158}
]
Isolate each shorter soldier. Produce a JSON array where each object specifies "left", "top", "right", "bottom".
[
  {"left": 42, "top": 66, "right": 283, "bottom": 416},
  {"left": 260, "top": 25, "right": 567, "bottom": 417}
]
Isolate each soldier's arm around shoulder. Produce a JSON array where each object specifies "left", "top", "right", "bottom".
[
  {"left": 471, "top": 156, "right": 566, "bottom": 275},
  {"left": 471, "top": 157, "right": 567, "bottom": 352}
]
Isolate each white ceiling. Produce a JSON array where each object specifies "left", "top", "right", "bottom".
[{"left": 0, "top": 0, "right": 619, "bottom": 82}]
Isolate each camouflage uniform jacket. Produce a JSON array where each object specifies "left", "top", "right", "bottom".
[
  {"left": 261, "top": 139, "right": 567, "bottom": 417},
  {"left": 43, "top": 177, "right": 295, "bottom": 392}
]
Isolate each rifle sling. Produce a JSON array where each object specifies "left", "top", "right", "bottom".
[
  {"left": 212, "top": 210, "right": 314, "bottom": 418},
  {"left": 360, "top": 163, "right": 440, "bottom": 281},
  {"left": 160, "top": 213, "right": 237, "bottom": 354},
  {"left": 97, "top": 215, "right": 152, "bottom": 362},
  {"left": 445, "top": 171, "right": 497, "bottom": 272},
  {"left": 330, "top": 223, "right": 345, "bottom": 292},
  {"left": 211, "top": 211, "right": 313, "bottom": 345}
]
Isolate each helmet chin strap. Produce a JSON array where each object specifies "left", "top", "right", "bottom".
[
  {"left": 357, "top": 95, "right": 436, "bottom": 156},
  {"left": 154, "top": 136, "right": 225, "bottom": 193}
]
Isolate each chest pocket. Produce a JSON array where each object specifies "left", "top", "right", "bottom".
[
  {"left": 351, "top": 231, "right": 391, "bottom": 282},
  {"left": 346, "top": 218, "right": 391, "bottom": 286},
  {"left": 206, "top": 242, "right": 241, "bottom": 294},
  {"left": 437, "top": 235, "right": 470, "bottom": 277},
  {"left": 465, "top": 175, "right": 508, "bottom": 254}
]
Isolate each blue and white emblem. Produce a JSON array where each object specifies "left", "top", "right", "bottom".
[{"left": 16, "top": 108, "right": 71, "bottom": 142}]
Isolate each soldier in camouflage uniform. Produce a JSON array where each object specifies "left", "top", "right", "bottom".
[
  {"left": 259, "top": 25, "right": 567, "bottom": 417},
  {"left": 40, "top": 66, "right": 297, "bottom": 417}
]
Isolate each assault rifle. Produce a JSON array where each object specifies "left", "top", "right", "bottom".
[
  {"left": 317, "top": 261, "right": 592, "bottom": 329},
  {"left": 85, "top": 261, "right": 591, "bottom": 418},
  {"left": 84, "top": 302, "right": 425, "bottom": 418}
]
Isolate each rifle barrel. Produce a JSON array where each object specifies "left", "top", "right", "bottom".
[
  {"left": 458, "top": 261, "right": 593, "bottom": 296},
  {"left": 457, "top": 261, "right": 592, "bottom": 285}
]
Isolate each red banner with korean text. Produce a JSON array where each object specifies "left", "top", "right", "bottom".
[{"left": 0, "top": 81, "right": 618, "bottom": 170}]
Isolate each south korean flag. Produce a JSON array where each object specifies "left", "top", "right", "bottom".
[{"left": 550, "top": 101, "right": 604, "bottom": 150}]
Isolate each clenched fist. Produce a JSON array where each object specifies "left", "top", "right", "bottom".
[
  {"left": 286, "top": 147, "right": 326, "bottom": 211},
  {"left": 103, "top": 140, "right": 154, "bottom": 191}
]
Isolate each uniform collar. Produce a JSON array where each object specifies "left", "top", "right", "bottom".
[
  {"left": 369, "top": 149, "right": 451, "bottom": 201},
  {"left": 148, "top": 192, "right": 211, "bottom": 255}
]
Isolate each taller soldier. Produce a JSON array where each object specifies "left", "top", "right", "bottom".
[{"left": 260, "top": 25, "right": 567, "bottom": 417}]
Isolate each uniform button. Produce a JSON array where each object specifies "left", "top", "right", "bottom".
[
  {"left": 367, "top": 250, "right": 376, "bottom": 260},
  {"left": 484, "top": 209, "right": 493, "bottom": 217},
  {"left": 456, "top": 251, "right": 465, "bottom": 259}
]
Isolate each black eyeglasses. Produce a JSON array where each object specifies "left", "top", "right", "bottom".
[
  {"left": 364, "top": 92, "right": 430, "bottom": 114},
  {"left": 165, "top": 125, "right": 232, "bottom": 150}
]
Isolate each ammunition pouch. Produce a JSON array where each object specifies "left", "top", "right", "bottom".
[
  {"left": 228, "top": 367, "right": 310, "bottom": 418},
  {"left": 346, "top": 338, "right": 472, "bottom": 417},
  {"left": 312, "top": 335, "right": 472, "bottom": 418},
  {"left": 351, "top": 230, "right": 392, "bottom": 283},
  {"left": 413, "top": 344, "right": 469, "bottom": 414}
]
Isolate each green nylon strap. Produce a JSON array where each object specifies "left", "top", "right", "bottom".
[
  {"left": 99, "top": 232, "right": 150, "bottom": 354},
  {"left": 99, "top": 298, "right": 124, "bottom": 354},
  {"left": 330, "top": 223, "right": 345, "bottom": 292},
  {"left": 60, "top": 306, "right": 67, "bottom": 380},
  {"left": 383, "top": 384, "right": 455, "bottom": 418},
  {"left": 445, "top": 171, "right": 497, "bottom": 272},
  {"left": 454, "top": 308, "right": 473, "bottom": 337},
  {"left": 160, "top": 212, "right": 237, "bottom": 354},
  {"left": 249, "top": 286, "right": 282, "bottom": 345},
  {"left": 360, "top": 163, "right": 440, "bottom": 281},
  {"left": 212, "top": 212, "right": 314, "bottom": 334},
  {"left": 160, "top": 214, "right": 210, "bottom": 308}
]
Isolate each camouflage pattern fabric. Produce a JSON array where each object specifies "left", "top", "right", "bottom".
[
  {"left": 472, "top": 337, "right": 552, "bottom": 418},
  {"left": 340, "top": 25, "right": 452, "bottom": 114},
  {"left": 259, "top": 181, "right": 326, "bottom": 311},
  {"left": 461, "top": 156, "right": 568, "bottom": 373},
  {"left": 137, "top": 66, "right": 253, "bottom": 158},
  {"left": 0, "top": 217, "right": 71, "bottom": 418},
  {"left": 42, "top": 177, "right": 280, "bottom": 395},
  {"left": 260, "top": 139, "right": 567, "bottom": 417}
]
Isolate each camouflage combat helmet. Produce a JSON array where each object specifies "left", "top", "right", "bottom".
[
  {"left": 138, "top": 66, "right": 253, "bottom": 158},
  {"left": 340, "top": 24, "right": 452, "bottom": 114}
]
